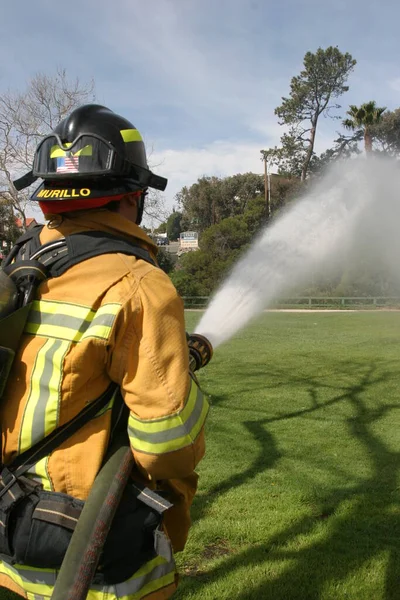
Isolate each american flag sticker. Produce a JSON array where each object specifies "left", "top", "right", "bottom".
[{"left": 56, "top": 155, "right": 79, "bottom": 173}]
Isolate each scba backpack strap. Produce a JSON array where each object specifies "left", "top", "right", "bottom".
[{"left": 2, "top": 225, "right": 156, "bottom": 283}]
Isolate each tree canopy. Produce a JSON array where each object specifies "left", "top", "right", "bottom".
[
  {"left": 2, "top": 50, "right": 400, "bottom": 300},
  {"left": 177, "top": 173, "right": 265, "bottom": 233},
  {"left": 263, "top": 46, "right": 356, "bottom": 180},
  {"left": 343, "top": 101, "right": 386, "bottom": 153},
  {"left": 0, "top": 68, "right": 95, "bottom": 228},
  {"left": 166, "top": 211, "right": 183, "bottom": 240}
]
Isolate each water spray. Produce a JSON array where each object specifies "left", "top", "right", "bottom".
[{"left": 195, "top": 157, "right": 400, "bottom": 349}]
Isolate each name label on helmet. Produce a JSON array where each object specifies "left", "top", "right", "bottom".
[{"left": 36, "top": 188, "right": 91, "bottom": 199}]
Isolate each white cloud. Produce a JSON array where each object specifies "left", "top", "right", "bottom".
[
  {"left": 85, "top": 0, "right": 283, "bottom": 145},
  {"left": 152, "top": 140, "right": 266, "bottom": 211}
]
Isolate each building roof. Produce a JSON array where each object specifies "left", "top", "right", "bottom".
[{"left": 15, "top": 217, "right": 38, "bottom": 229}]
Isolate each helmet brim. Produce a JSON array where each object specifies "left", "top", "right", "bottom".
[{"left": 31, "top": 179, "right": 143, "bottom": 203}]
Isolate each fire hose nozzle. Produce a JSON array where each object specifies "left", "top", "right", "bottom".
[{"left": 187, "top": 333, "right": 213, "bottom": 372}]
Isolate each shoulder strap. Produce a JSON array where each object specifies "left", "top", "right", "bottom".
[
  {"left": 4, "top": 228, "right": 156, "bottom": 275},
  {"left": 3, "top": 230, "right": 156, "bottom": 309},
  {"left": 47, "top": 230, "right": 156, "bottom": 277},
  {"left": 2, "top": 225, "right": 44, "bottom": 268},
  {"left": 5, "top": 383, "right": 118, "bottom": 479}
]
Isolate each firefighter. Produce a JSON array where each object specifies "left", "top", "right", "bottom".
[{"left": 0, "top": 104, "right": 209, "bottom": 599}]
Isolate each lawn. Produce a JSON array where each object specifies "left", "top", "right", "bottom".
[
  {"left": 2, "top": 312, "right": 400, "bottom": 599},
  {"left": 174, "top": 311, "right": 400, "bottom": 600}
]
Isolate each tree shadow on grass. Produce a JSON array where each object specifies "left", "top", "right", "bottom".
[{"left": 178, "top": 362, "right": 400, "bottom": 599}]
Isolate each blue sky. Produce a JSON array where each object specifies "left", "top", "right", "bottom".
[{"left": 1, "top": 0, "right": 400, "bottom": 220}]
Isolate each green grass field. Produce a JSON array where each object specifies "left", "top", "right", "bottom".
[
  {"left": 174, "top": 311, "right": 400, "bottom": 600},
  {"left": 2, "top": 312, "right": 400, "bottom": 599}
]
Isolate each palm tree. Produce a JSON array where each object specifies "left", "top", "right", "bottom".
[{"left": 342, "top": 101, "right": 386, "bottom": 153}]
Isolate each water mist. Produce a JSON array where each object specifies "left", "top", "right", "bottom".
[{"left": 195, "top": 157, "right": 400, "bottom": 349}]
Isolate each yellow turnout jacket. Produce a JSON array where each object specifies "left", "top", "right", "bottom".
[{"left": 0, "top": 209, "right": 208, "bottom": 600}]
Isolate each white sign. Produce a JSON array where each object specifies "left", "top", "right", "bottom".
[{"left": 180, "top": 231, "right": 199, "bottom": 249}]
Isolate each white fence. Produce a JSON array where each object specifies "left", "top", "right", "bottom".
[{"left": 182, "top": 296, "right": 400, "bottom": 309}]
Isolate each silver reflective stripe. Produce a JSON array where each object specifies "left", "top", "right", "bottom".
[
  {"left": 1, "top": 555, "right": 175, "bottom": 599},
  {"left": 90, "top": 313, "right": 117, "bottom": 328},
  {"left": 30, "top": 239, "right": 66, "bottom": 260},
  {"left": 128, "top": 388, "right": 205, "bottom": 444},
  {"left": 154, "top": 529, "right": 173, "bottom": 562},
  {"left": 31, "top": 339, "right": 64, "bottom": 445},
  {"left": 28, "top": 310, "right": 92, "bottom": 335},
  {"left": 114, "top": 557, "right": 176, "bottom": 597},
  {"left": 11, "top": 564, "right": 57, "bottom": 586}
]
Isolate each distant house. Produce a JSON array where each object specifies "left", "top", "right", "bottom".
[{"left": 15, "top": 217, "right": 38, "bottom": 230}]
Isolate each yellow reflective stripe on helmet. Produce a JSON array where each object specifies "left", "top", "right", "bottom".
[
  {"left": 73, "top": 144, "right": 92, "bottom": 156},
  {"left": 50, "top": 147, "right": 67, "bottom": 158},
  {"left": 128, "top": 380, "right": 209, "bottom": 455},
  {"left": 50, "top": 142, "right": 72, "bottom": 158},
  {"left": 50, "top": 143, "right": 92, "bottom": 158},
  {"left": 24, "top": 300, "right": 120, "bottom": 343},
  {"left": 120, "top": 128, "right": 143, "bottom": 142},
  {"left": 19, "top": 339, "right": 70, "bottom": 454}
]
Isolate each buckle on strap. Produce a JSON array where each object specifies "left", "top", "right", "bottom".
[
  {"left": 0, "top": 469, "right": 18, "bottom": 499},
  {"left": 131, "top": 483, "right": 173, "bottom": 513}
]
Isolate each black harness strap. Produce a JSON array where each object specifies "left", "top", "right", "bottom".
[
  {"left": 3, "top": 226, "right": 156, "bottom": 275},
  {"left": 49, "top": 230, "right": 156, "bottom": 276},
  {"left": 2, "top": 225, "right": 44, "bottom": 266},
  {"left": 0, "top": 384, "right": 118, "bottom": 498}
]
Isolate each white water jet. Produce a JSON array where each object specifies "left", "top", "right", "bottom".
[{"left": 195, "top": 157, "right": 400, "bottom": 349}]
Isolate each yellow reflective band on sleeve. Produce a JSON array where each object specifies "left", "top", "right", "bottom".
[
  {"left": 120, "top": 128, "right": 143, "bottom": 142},
  {"left": 128, "top": 379, "right": 209, "bottom": 455},
  {"left": 24, "top": 300, "right": 120, "bottom": 343}
]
